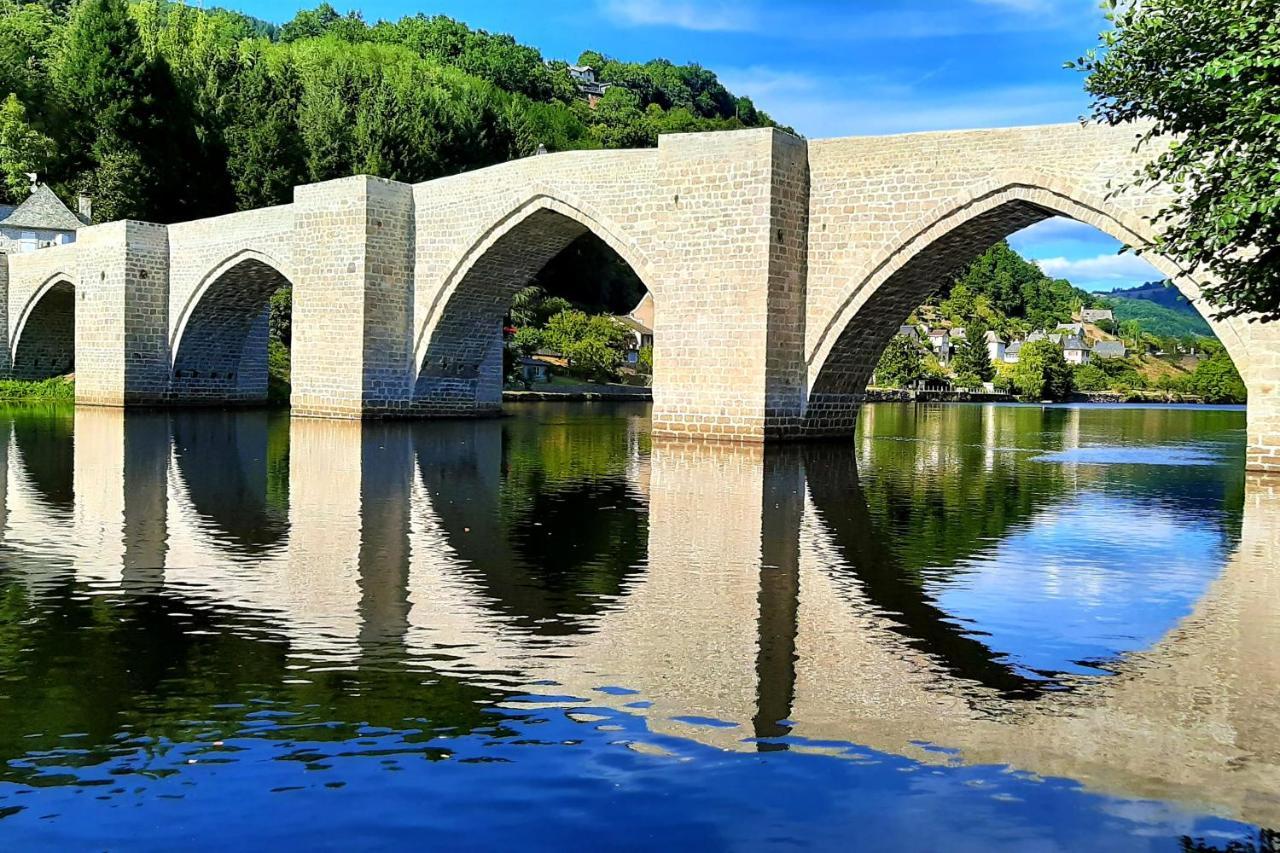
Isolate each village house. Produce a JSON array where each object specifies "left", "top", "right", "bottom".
[
  {"left": 1080, "top": 307, "right": 1114, "bottom": 324},
  {"left": 612, "top": 292, "right": 654, "bottom": 366},
  {"left": 568, "top": 65, "right": 611, "bottom": 107},
  {"left": 0, "top": 185, "right": 91, "bottom": 254},
  {"left": 1063, "top": 335, "right": 1091, "bottom": 365},
  {"left": 1091, "top": 340, "right": 1127, "bottom": 360},
  {"left": 1056, "top": 322, "right": 1085, "bottom": 337},
  {"left": 518, "top": 355, "right": 551, "bottom": 384},
  {"left": 984, "top": 330, "right": 1006, "bottom": 364},
  {"left": 927, "top": 328, "right": 952, "bottom": 362},
  {"left": 1003, "top": 340, "right": 1023, "bottom": 364}
]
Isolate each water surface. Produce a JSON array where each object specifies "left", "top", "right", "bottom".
[{"left": 0, "top": 401, "right": 1276, "bottom": 851}]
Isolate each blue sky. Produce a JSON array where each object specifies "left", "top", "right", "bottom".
[{"left": 220, "top": 0, "right": 1163, "bottom": 291}]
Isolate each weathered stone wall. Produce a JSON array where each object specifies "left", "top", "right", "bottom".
[
  {"left": 167, "top": 205, "right": 295, "bottom": 405},
  {"left": 6, "top": 244, "right": 78, "bottom": 375},
  {"left": 52, "top": 222, "right": 170, "bottom": 406},
  {"left": 290, "top": 176, "right": 415, "bottom": 417},
  {"left": 648, "top": 128, "right": 808, "bottom": 440},
  {"left": 409, "top": 149, "right": 663, "bottom": 415}
]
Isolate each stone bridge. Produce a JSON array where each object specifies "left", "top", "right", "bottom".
[{"left": 1, "top": 122, "right": 1277, "bottom": 470}]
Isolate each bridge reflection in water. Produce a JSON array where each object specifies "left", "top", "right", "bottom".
[{"left": 0, "top": 404, "right": 1275, "bottom": 833}]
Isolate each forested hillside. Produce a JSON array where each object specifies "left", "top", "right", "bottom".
[
  {"left": 0, "top": 0, "right": 778, "bottom": 225},
  {"left": 924, "top": 241, "right": 1105, "bottom": 337},
  {"left": 1097, "top": 283, "right": 1213, "bottom": 337},
  {"left": 1106, "top": 296, "right": 1213, "bottom": 338},
  {"left": 884, "top": 241, "right": 1246, "bottom": 403}
]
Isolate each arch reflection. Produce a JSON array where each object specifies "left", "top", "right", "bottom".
[{"left": 0, "top": 405, "right": 1272, "bottom": 829}]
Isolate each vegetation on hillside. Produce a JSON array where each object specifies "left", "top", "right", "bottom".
[
  {"left": 1074, "top": 0, "right": 1280, "bottom": 319},
  {"left": 0, "top": 0, "right": 780, "bottom": 221},
  {"left": 0, "top": 0, "right": 776, "bottom": 398},
  {"left": 877, "top": 241, "right": 1247, "bottom": 403},
  {"left": 1106, "top": 295, "right": 1213, "bottom": 339}
]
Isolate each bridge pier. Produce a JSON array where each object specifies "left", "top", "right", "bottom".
[
  {"left": 289, "top": 176, "right": 416, "bottom": 419},
  {"left": 649, "top": 129, "right": 811, "bottom": 442},
  {"left": 73, "top": 222, "right": 171, "bottom": 406}
]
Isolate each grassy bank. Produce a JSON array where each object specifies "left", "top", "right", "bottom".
[{"left": 0, "top": 377, "right": 75, "bottom": 402}]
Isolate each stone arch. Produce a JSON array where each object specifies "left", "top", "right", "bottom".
[
  {"left": 11, "top": 274, "right": 77, "bottom": 381},
  {"left": 169, "top": 249, "right": 294, "bottom": 405},
  {"left": 412, "top": 191, "right": 659, "bottom": 414},
  {"left": 804, "top": 174, "right": 1250, "bottom": 433}
]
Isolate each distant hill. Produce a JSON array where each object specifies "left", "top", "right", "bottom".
[{"left": 1098, "top": 282, "right": 1213, "bottom": 338}]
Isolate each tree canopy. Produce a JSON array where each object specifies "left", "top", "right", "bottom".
[
  {"left": 874, "top": 334, "right": 925, "bottom": 389},
  {"left": 1010, "top": 339, "right": 1075, "bottom": 401},
  {"left": 1073, "top": 0, "right": 1280, "bottom": 319},
  {"left": 0, "top": 0, "right": 780, "bottom": 222}
]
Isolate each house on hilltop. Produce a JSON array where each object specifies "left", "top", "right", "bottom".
[
  {"left": 1080, "top": 307, "right": 1114, "bottom": 324},
  {"left": 0, "top": 185, "right": 92, "bottom": 254},
  {"left": 568, "top": 65, "right": 611, "bottom": 107}
]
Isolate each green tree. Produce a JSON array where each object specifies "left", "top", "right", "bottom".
[
  {"left": 0, "top": 1, "right": 60, "bottom": 109},
  {"left": 511, "top": 326, "right": 543, "bottom": 355},
  {"left": 1074, "top": 0, "right": 1280, "bottom": 319},
  {"left": 1118, "top": 319, "right": 1144, "bottom": 351},
  {"left": 1010, "top": 339, "right": 1074, "bottom": 400},
  {"left": 223, "top": 48, "right": 308, "bottom": 209},
  {"left": 541, "top": 309, "right": 628, "bottom": 382},
  {"left": 53, "top": 0, "right": 209, "bottom": 221},
  {"left": 1072, "top": 363, "right": 1110, "bottom": 392},
  {"left": 636, "top": 344, "right": 653, "bottom": 376},
  {"left": 951, "top": 330, "right": 994, "bottom": 387},
  {"left": 268, "top": 285, "right": 292, "bottom": 346},
  {"left": 874, "top": 335, "right": 924, "bottom": 388},
  {"left": 0, "top": 94, "right": 53, "bottom": 203},
  {"left": 1189, "top": 346, "right": 1247, "bottom": 402},
  {"left": 508, "top": 286, "right": 572, "bottom": 329}
]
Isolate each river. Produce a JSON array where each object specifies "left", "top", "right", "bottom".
[{"left": 0, "top": 401, "right": 1275, "bottom": 851}]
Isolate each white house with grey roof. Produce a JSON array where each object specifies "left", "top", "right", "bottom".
[{"left": 0, "top": 185, "right": 91, "bottom": 254}]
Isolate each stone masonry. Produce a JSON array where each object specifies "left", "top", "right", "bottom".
[{"left": 0, "top": 123, "right": 1276, "bottom": 470}]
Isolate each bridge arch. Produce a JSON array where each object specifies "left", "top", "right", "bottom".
[
  {"left": 803, "top": 173, "right": 1250, "bottom": 432},
  {"left": 11, "top": 273, "right": 77, "bottom": 381},
  {"left": 169, "top": 249, "right": 294, "bottom": 405},
  {"left": 412, "top": 190, "right": 659, "bottom": 413}
]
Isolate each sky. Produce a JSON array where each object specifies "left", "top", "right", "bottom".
[{"left": 219, "top": 0, "right": 1163, "bottom": 291}]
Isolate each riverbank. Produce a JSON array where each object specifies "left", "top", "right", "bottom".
[
  {"left": 864, "top": 387, "right": 1239, "bottom": 406},
  {"left": 0, "top": 377, "right": 75, "bottom": 402},
  {"left": 865, "top": 388, "right": 1016, "bottom": 403},
  {"left": 504, "top": 383, "right": 652, "bottom": 402}
]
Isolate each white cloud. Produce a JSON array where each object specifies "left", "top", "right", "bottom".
[
  {"left": 1035, "top": 252, "right": 1163, "bottom": 285},
  {"left": 717, "top": 64, "right": 1086, "bottom": 137},
  {"left": 1012, "top": 216, "right": 1109, "bottom": 244},
  {"left": 600, "top": 0, "right": 1103, "bottom": 40},
  {"left": 600, "top": 0, "right": 759, "bottom": 32},
  {"left": 974, "top": 0, "right": 1058, "bottom": 12}
]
